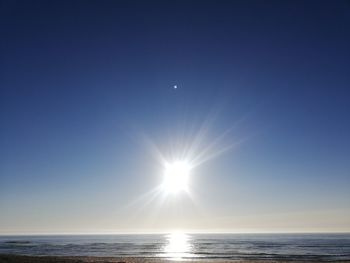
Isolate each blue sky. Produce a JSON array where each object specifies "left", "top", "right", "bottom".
[{"left": 0, "top": 0, "right": 350, "bottom": 233}]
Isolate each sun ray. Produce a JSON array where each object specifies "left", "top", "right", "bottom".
[{"left": 125, "top": 106, "right": 251, "bottom": 227}]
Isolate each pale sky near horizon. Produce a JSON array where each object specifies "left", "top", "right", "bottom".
[{"left": 1, "top": 0, "right": 350, "bottom": 234}]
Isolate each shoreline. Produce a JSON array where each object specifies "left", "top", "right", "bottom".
[{"left": 1, "top": 255, "right": 350, "bottom": 263}]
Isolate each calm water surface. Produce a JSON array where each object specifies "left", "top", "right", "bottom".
[{"left": 0, "top": 233, "right": 350, "bottom": 261}]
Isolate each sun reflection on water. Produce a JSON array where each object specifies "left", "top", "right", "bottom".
[{"left": 164, "top": 232, "right": 192, "bottom": 260}]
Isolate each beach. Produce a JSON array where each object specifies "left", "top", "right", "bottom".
[
  {"left": 1, "top": 1, "right": 350, "bottom": 262},
  {"left": 1, "top": 255, "right": 350, "bottom": 263}
]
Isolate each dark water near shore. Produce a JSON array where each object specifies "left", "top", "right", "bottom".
[{"left": 1, "top": 233, "right": 350, "bottom": 261}]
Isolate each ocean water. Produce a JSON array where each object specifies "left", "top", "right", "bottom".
[{"left": 0, "top": 233, "right": 350, "bottom": 261}]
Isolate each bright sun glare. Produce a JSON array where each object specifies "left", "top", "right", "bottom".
[
  {"left": 162, "top": 161, "right": 191, "bottom": 194},
  {"left": 164, "top": 232, "right": 191, "bottom": 259}
]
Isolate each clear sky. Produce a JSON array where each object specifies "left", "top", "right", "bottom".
[{"left": 0, "top": 0, "right": 350, "bottom": 234}]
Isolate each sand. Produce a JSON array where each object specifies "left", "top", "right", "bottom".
[{"left": 1, "top": 255, "right": 350, "bottom": 263}]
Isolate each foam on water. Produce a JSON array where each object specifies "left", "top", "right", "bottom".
[{"left": 0, "top": 233, "right": 350, "bottom": 261}]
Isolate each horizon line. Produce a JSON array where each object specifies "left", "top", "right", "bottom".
[{"left": 1, "top": 230, "right": 350, "bottom": 236}]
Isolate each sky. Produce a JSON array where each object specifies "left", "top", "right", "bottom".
[{"left": 0, "top": 0, "right": 350, "bottom": 234}]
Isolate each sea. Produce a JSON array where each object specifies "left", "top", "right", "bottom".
[{"left": 0, "top": 233, "right": 350, "bottom": 261}]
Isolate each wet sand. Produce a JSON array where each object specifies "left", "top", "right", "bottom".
[{"left": 1, "top": 255, "right": 350, "bottom": 263}]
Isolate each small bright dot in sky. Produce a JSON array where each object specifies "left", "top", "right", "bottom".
[
  {"left": 174, "top": 85, "right": 177, "bottom": 89},
  {"left": 162, "top": 161, "right": 191, "bottom": 194}
]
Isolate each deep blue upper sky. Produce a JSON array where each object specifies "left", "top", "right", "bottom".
[{"left": 0, "top": 0, "right": 350, "bottom": 233}]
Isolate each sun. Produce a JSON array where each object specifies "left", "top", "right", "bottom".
[{"left": 162, "top": 161, "right": 191, "bottom": 194}]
